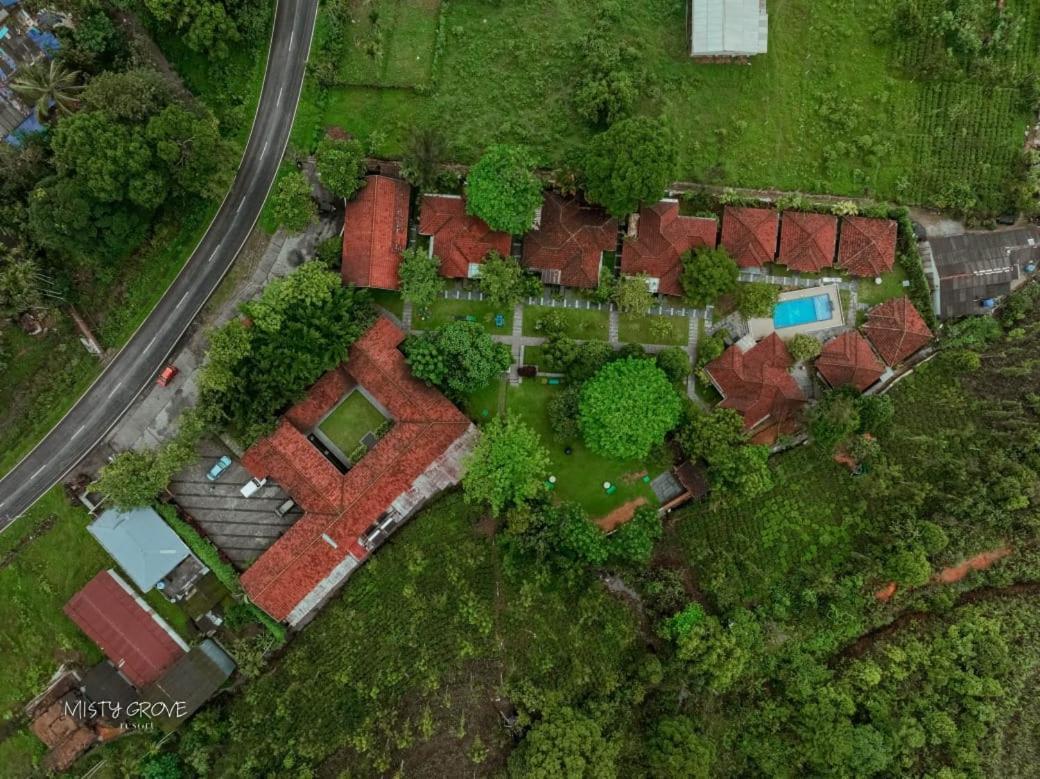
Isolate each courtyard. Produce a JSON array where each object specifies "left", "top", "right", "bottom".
[{"left": 317, "top": 389, "right": 388, "bottom": 459}]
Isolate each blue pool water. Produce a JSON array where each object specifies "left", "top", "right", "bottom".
[{"left": 773, "top": 294, "right": 833, "bottom": 328}]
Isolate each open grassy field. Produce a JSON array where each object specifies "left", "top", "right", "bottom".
[
  {"left": 300, "top": 0, "right": 1039, "bottom": 213},
  {"left": 320, "top": 390, "right": 388, "bottom": 454},
  {"left": 522, "top": 305, "right": 610, "bottom": 340},
  {"left": 507, "top": 380, "right": 671, "bottom": 518}
]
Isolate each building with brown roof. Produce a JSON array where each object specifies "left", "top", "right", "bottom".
[
  {"left": 341, "top": 176, "right": 411, "bottom": 290},
  {"left": 861, "top": 297, "right": 933, "bottom": 366},
  {"left": 64, "top": 570, "right": 188, "bottom": 688},
  {"left": 778, "top": 211, "right": 837, "bottom": 273},
  {"left": 720, "top": 206, "right": 779, "bottom": 268},
  {"left": 705, "top": 333, "right": 806, "bottom": 436},
  {"left": 25, "top": 669, "right": 97, "bottom": 773},
  {"left": 240, "top": 317, "right": 477, "bottom": 627},
  {"left": 522, "top": 192, "right": 617, "bottom": 288},
  {"left": 418, "top": 194, "right": 512, "bottom": 279},
  {"left": 620, "top": 199, "right": 717, "bottom": 296},
  {"left": 837, "top": 216, "right": 897, "bottom": 277},
  {"left": 815, "top": 331, "right": 885, "bottom": 392}
]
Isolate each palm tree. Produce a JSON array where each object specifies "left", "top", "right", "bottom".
[{"left": 10, "top": 59, "right": 83, "bottom": 121}]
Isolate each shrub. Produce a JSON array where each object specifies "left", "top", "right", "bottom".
[
  {"left": 787, "top": 334, "right": 822, "bottom": 363},
  {"left": 737, "top": 282, "right": 780, "bottom": 318}
]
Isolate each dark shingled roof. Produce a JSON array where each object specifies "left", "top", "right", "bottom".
[{"left": 143, "top": 639, "right": 235, "bottom": 726}]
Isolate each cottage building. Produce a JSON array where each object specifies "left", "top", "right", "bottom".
[
  {"left": 720, "top": 206, "right": 779, "bottom": 268},
  {"left": 522, "top": 192, "right": 617, "bottom": 288},
  {"left": 620, "top": 199, "right": 717, "bottom": 296},
  {"left": 418, "top": 194, "right": 512, "bottom": 279},
  {"left": 815, "top": 331, "right": 885, "bottom": 392},
  {"left": 837, "top": 216, "right": 897, "bottom": 278},
  {"left": 689, "top": 0, "right": 768, "bottom": 59},
  {"left": 341, "top": 175, "right": 411, "bottom": 290}
]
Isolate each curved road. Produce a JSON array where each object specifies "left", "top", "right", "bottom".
[{"left": 0, "top": 0, "right": 318, "bottom": 528}]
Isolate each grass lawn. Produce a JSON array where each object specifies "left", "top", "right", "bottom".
[
  {"left": 522, "top": 305, "right": 610, "bottom": 340},
  {"left": 298, "top": 0, "right": 1039, "bottom": 214},
  {"left": 319, "top": 390, "right": 387, "bottom": 455},
  {"left": 858, "top": 265, "right": 910, "bottom": 307},
  {"left": 618, "top": 313, "right": 689, "bottom": 346},
  {"left": 416, "top": 297, "right": 513, "bottom": 333},
  {"left": 521, "top": 343, "right": 549, "bottom": 369},
  {"left": 338, "top": 0, "right": 442, "bottom": 88},
  {"left": 0, "top": 489, "right": 109, "bottom": 716},
  {"left": 143, "top": 589, "right": 196, "bottom": 643},
  {"left": 507, "top": 380, "right": 671, "bottom": 519},
  {"left": 370, "top": 289, "right": 405, "bottom": 319},
  {"left": 463, "top": 376, "right": 505, "bottom": 423}
]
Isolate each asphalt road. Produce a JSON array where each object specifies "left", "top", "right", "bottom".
[{"left": 0, "top": 0, "right": 319, "bottom": 528}]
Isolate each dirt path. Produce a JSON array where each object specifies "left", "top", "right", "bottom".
[{"left": 595, "top": 497, "right": 646, "bottom": 532}]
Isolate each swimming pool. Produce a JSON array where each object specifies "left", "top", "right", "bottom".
[{"left": 773, "top": 294, "right": 833, "bottom": 328}]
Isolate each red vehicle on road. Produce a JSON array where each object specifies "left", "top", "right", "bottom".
[{"left": 156, "top": 364, "right": 179, "bottom": 387}]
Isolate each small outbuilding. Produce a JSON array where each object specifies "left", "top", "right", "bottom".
[
  {"left": 861, "top": 297, "right": 933, "bottom": 367},
  {"left": 689, "top": 0, "right": 768, "bottom": 59},
  {"left": 143, "top": 639, "right": 236, "bottom": 727},
  {"left": 815, "top": 331, "right": 885, "bottom": 392}
]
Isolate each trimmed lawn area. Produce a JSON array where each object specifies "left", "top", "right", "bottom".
[
  {"left": 859, "top": 265, "right": 910, "bottom": 307},
  {"left": 371, "top": 288, "right": 405, "bottom": 319},
  {"left": 319, "top": 390, "right": 387, "bottom": 455},
  {"left": 0, "top": 489, "right": 109, "bottom": 716},
  {"left": 417, "top": 297, "right": 513, "bottom": 333},
  {"left": 507, "top": 380, "right": 672, "bottom": 519},
  {"left": 463, "top": 376, "right": 505, "bottom": 423},
  {"left": 619, "top": 313, "right": 689, "bottom": 346},
  {"left": 522, "top": 305, "right": 610, "bottom": 340}
]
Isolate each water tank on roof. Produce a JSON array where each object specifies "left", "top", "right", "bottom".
[{"left": 981, "top": 298, "right": 997, "bottom": 309}]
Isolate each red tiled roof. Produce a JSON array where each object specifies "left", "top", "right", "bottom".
[
  {"left": 778, "top": 211, "right": 837, "bottom": 273},
  {"left": 521, "top": 192, "right": 617, "bottom": 288},
  {"left": 862, "top": 296, "right": 933, "bottom": 366},
  {"left": 815, "top": 331, "right": 885, "bottom": 391},
  {"left": 342, "top": 176, "right": 411, "bottom": 290},
  {"left": 240, "top": 317, "right": 472, "bottom": 622},
  {"left": 418, "top": 195, "right": 512, "bottom": 279},
  {"left": 705, "top": 333, "right": 805, "bottom": 430},
  {"left": 720, "top": 206, "right": 779, "bottom": 268},
  {"left": 64, "top": 571, "right": 186, "bottom": 688},
  {"left": 620, "top": 200, "right": 717, "bottom": 296},
  {"left": 837, "top": 216, "right": 897, "bottom": 277}
]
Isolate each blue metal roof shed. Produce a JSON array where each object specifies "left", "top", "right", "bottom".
[{"left": 88, "top": 507, "right": 191, "bottom": 592}]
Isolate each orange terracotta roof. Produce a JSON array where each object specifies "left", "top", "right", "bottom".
[
  {"left": 837, "top": 216, "right": 897, "bottom": 277},
  {"left": 240, "top": 317, "right": 472, "bottom": 622},
  {"left": 705, "top": 333, "right": 805, "bottom": 430},
  {"left": 720, "top": 206, "right": 779, "bottom": 268},
  {"left": 64, "top": 571, "right": 186, "bottom": 688},
  {"left": 861, "top": 297, "right": 933, "bottom": 366},
  {"left": 418, "top": 194, "right": 512, "bottom": 279},
  {"left": 620, "top": 200, "right": 717, "bottom": 296},
  {"left": 815, "top": 331, "right": 884, "bottom": 391},
  {"left": 341, "top": 176, "right": 411, "bottom": 290},
  {"left": 778, "top": 211, "right": 837, "bottom": 272},
  {"left": 522, "top": 192, "right": 617, "bottom": 288}
]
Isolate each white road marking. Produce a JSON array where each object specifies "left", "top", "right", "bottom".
[
  {"left": 147, "top": 334, "right": 158, "bottom": 350},
  {"left": 107, "top": 380, "right": 124, "bottom": 400},
  {"left": 177, "top": 291, "right": 191, "bottom": 309},
  {"left": 72, "top": 425, "right": 85, "bottom": 439},
  {"left": 31, "top": 465, "right": 46, "bottom": 480},
  {"left": 278, "top": 86, "right": 284, "bottom": 105},
  {"left": 262, "top": 140, "right": 270, "bottom": 155},
  {"left": 237, "top": 200, "right": 246, "bottom": 214},
  {"left": 290, "top": 30, "right": 295, "bottom": 50}
]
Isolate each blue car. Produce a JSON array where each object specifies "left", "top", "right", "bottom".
[{"left": 206, "top": 455, "right": 233, "bottom": 481}]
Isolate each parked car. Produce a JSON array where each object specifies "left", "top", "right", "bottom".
[
  {"left": 240, "top": 477, "right": 268, "bottom": 497},
  {"left": 156, "top": 364, "right": 179, "bottom": 387},
  {"left": 206, "top": 456, "right": 232, "bottom": 481},
  {"left": 275, "top": 498, "right": 295, "bottom": 517}
]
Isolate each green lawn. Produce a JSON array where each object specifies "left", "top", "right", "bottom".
[
  {"left": 298, "top": 0, "right": 1038, "bottom": 214},
  {"left": 370, "top": 289, "right": 405, "bottom": 319},
  {"left": 0, "top": 489, "right": 109, "bottom": 717},
  {"left": 463, "top": 376, "right": 505, "bottom": 423},
  {"left": 143, "top": 589, "right": 197, "bottom": 643},
  {"left": 858, "top": 265, "right": 910, "bottom": 307},
  {"left": 618, "top": 313, "right": 689, "bottom": 346},
  {"left": 319, "top": 390, "right": 388, "bottom": 455},
  {"left": 339, "top": 0, "right": 443, "bottom": 88},
  {"left": 507, "top": 380, "right": 670, "bottom": 519},
  {"left": 416, "top": 297, "right": 514, "bottom": 332},
  {"left": 522, "top": 305, "right": 610, "bottom": 340}
]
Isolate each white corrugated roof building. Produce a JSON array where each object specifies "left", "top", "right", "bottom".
[{"left": 690, "top": 0, "right": 769, "bottom": 58}]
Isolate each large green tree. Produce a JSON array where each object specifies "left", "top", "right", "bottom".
[
  {"left": 270, "top": 171, "right": 317, "bottom": 233},
  {"left": 679, "top": 246, "right": 739, "bottom": 308},
  {"left": 478, "top": 251, "right": 536, "bottom": 307},
  {"left": 613, "top": 274, "right": 654, "bottom": 315},
  {"left": 315, "top": 135, "right": 366, "bottom": 199},
  {"left": 579, "top": 358, "right": 681, "bottom": 459},
  {"left": 582, "top": 117, "right": 677, "bottom": 218},
  {"left": 507, "top": 707, "right": 618, "bottom": 779},
  {"left": 737, "top": 282, "right": 780, "bottom": 318},
  {"left": 10, "top": 59, "right": 82, "bottom": 121},
  {"left": 144, "top": 0, "right": 240, "bottom": 58},
  {"left": 398, "top": 247, "right": 444, "bottom": 311},
  {"left": 403, "top": 320, "right": 511, "bottom": 400},
  {"left": 463, "top": 416, "right": 550, "bottom": 516},
  {"left": 0, "top": 246, "right": 43, "bottom": 319},
  {"left": 465, "top": 144, "right": 543, "bottom": 234}
]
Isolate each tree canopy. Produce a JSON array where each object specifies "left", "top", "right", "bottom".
[
  {"left": 404, "top": 321, "right": 511, "bottom": 400},
  {"left": 463, "top": 416, "right": 550, "bottom": 517},
  {"left": 398, "top": 246, "right": 444, "bottom": 311},
  {"left": 507, "top": 707, "right": 618, "bottom": 779},
  {"left": 315, "top": 135, "right": 366, "bottom": 198},
  {"left": 737, "top": 282, "right": 780, "bottom": 318},
  {"left": 582, "top": 117, "right": 677, "bottom": 218},
  {"left": 465, "top": 144, "right": 543, "bottom": 234},
  {"left": 270, "top": 170, "right": 317, "bottom": 233},
  {"left": 478, "top": 252, "right": 538, "bottom": 307},
  {"left": 613, "top": 274, "right": 654, "bottom": 315},
  {"left": 679, "top": 246, "right": 739, "bottom": 308},
  {"left": 579, "top": 358, "right": 681, "bottom": 459}
]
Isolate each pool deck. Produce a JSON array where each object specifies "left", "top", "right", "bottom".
[{"left": 748, "top": 284, "right": 844, "bottom": 340}]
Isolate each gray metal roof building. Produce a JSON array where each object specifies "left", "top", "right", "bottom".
[
  {"left": 927, "top": 227, "right": 1040, "bottom": 319},
  {"left": 143, "top": 639, "right": 235, "bottom": 726},
  {"left": 689, "top": 0, "right": 768, "bottom": 58},
  {"left": 87, "top": 507, "right": 191, "bottom": 592}
]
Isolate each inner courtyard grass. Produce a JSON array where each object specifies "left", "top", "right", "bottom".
[
  {"left": 417, "top": 297, "right": 514, "bottom": 332},
  {"left": 522, "top": 305, "right": 610, "bottom": 340},
  {"left": 619, "top": 313, "right": 689, "bottom": 346},
  {"left": 506, "top": 380, "right": 671, "bottom": 518},
  {"left": 319, "top": 390, "right": 387, "bottom": 454}
]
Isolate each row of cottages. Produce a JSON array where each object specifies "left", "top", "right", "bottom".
[
  {"left": 239, "top": 317, "right": 478, "bottom": 628},
  {"left": 339, "top": 176, "right": 899, "bottom": 296},
  {"left": 704, "top": 297, "right": 932, "bottom": 442}
]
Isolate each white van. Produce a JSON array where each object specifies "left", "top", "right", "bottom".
[{"left": 239, "top": 477, "right": 268, "bottom": 498}]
